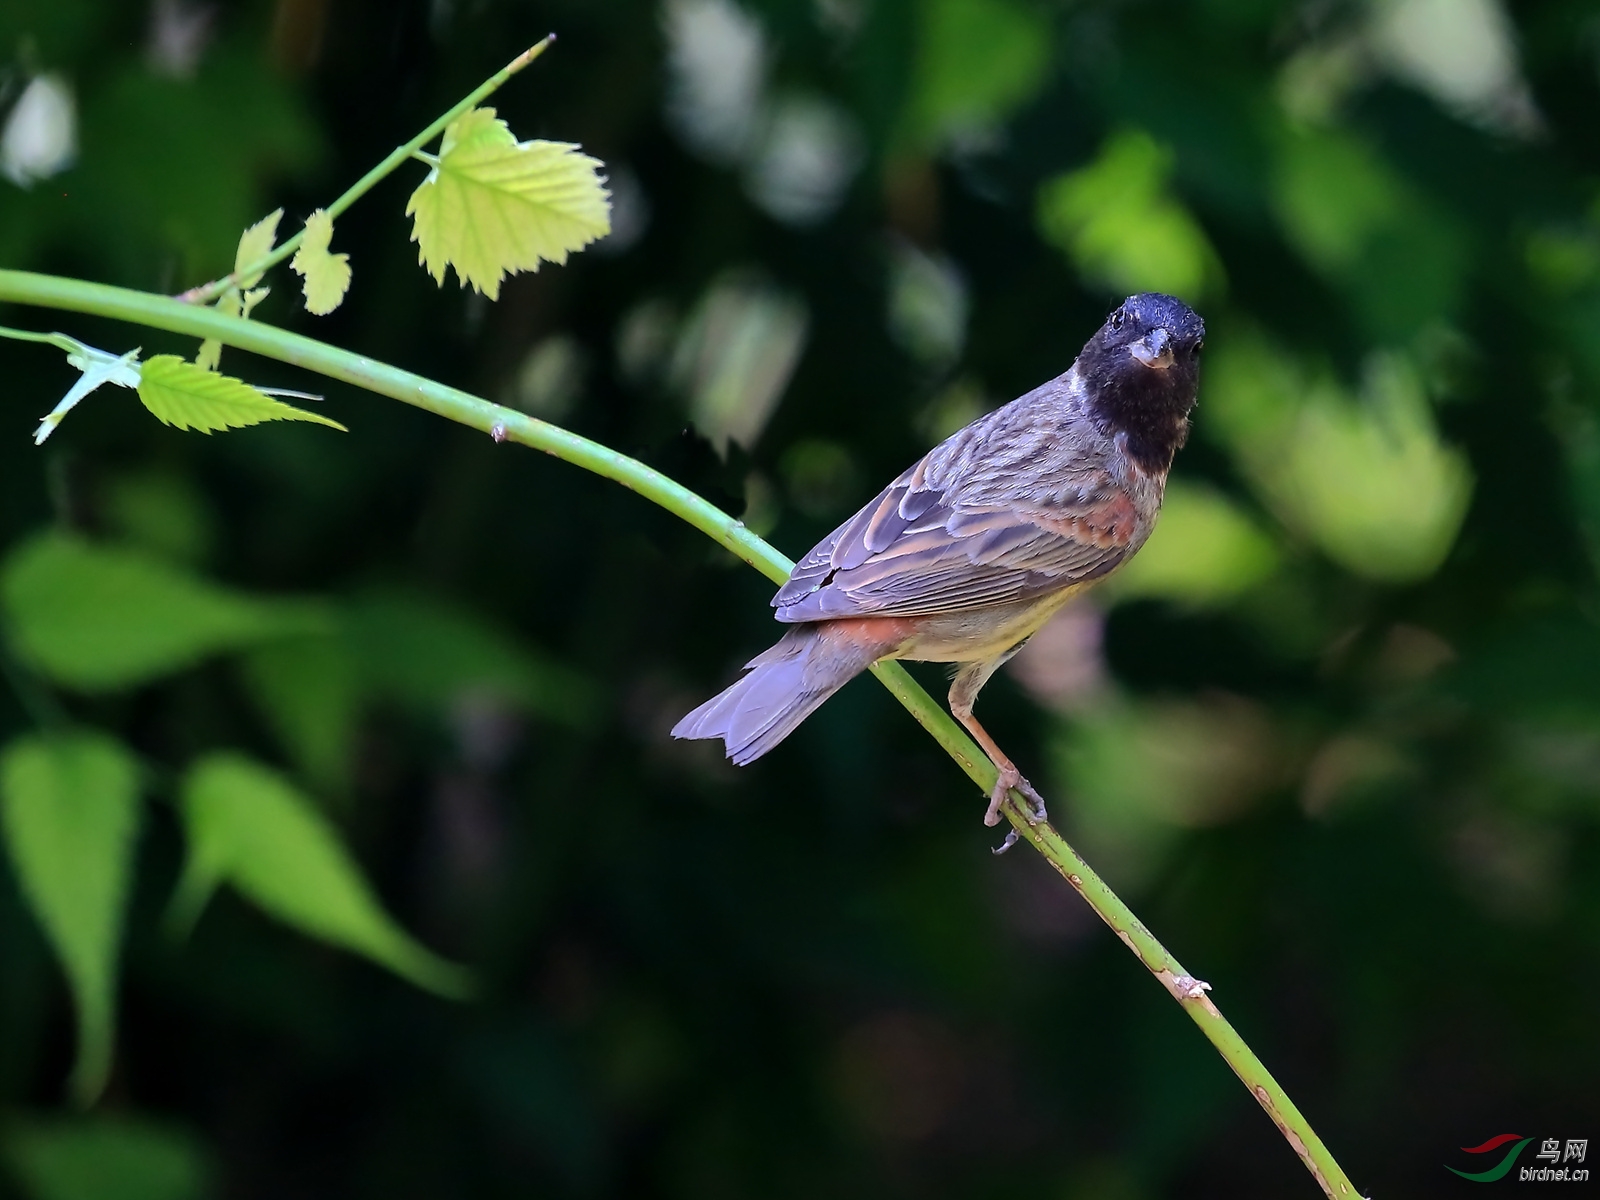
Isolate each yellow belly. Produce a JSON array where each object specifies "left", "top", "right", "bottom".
[{"left": 889, "top": 583, "right": 1089, "bottom": 665}]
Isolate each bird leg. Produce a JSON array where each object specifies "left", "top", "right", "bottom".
[{"left": 948, "top": 660, "right": 1049, "bottom": 828}]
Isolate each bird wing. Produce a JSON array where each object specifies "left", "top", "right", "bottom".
[{"left": 773, "top": 453, "right": 1143, "bottom": 623}]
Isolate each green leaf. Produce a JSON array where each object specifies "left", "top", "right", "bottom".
[
  {"left": 137, "top": 354, "right": 346, "bottom": 434},
  {"left": 1271, "top": 129, "right": 1400, "bottom": 274},
  {"left": 232, "top": 207, "right": 282, "bottom": 286},
  {"left": 1106, "top": 481, "right": 1280, "bottom": 607},
  {"left": 1, "top": 532, "right": 328, "bottom": 691},
  {"left": 1053, "top": 696, "right": 1277, "bottom": 887},
  {"left": 1278, "top": 368, "right": 1473, "bottom": 582},
  {"left": 1268, "top": 124, "right": 1465, "bottom": 339},
  {"left": 170, "top": 753, "right": 472, "bottom": 999},
  {"left": 199, "top": 206, "right": 281, "bottom": 372},
  {"left": 76, "top": 62, "right": 321, "bottom": 278},
  {"left": 1205, "top": 335, "right": 1473, "bottom": 582},
  {"left": 908, "top": 0, "right": 1051, "bottom": 145},
  {"left": 1036, "top": 129, "right": 1222, "bottom": 302},
  {"left": 289, "top": 208, "right": 351, "bottom": 315},
  {"left": 194, "top": 291, "right": 237, "bottom": 372},
  {"left": 198, "top": 283, "right": 269, "bottom": 374},
  {"left": 3, "top": 1116, "right": 211, "bottom": 1200},
  {"left": 346, "top": 591, "right": 596, "bottom": 724},
  {"left": 240, "top": 597, "right": 593, "bottom": 793},
  {"left": 240, "top": 635, "right": 361, "bottom": 793},
  {"left": 406, "top": 107, "right": 611, "bottom": 300},
  {"left": 0, "top": 733, "right": 141, "bottom": 1105},
  {"left": 101, "top": 469, "right": 216, "bottom": 566},
  {"left": 239, "top": 285, "right": 269, "bottom": 317}
]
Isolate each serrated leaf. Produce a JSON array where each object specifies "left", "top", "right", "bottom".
[
  {"left": 0, "top": 532, "right": 328, "bottom": 690},
  {"left": 198, "top": 284, "right": 270, "bottom": 373},
  {"left": 193, "top": 339, "right": 222, "bottom": 372},
  {"left": 240, "top": 286, "right": 269, "bottom": 317},
  {"left": 34, "top": 344, "right": 141, "bottom": 445},
  {"left": 233, "top": 208, "right": 282, "bottom": 287},
  {"left": 137, "top": 354, "right": 346, "bottom": 434},
  {"left": 1, "top": 733, "right": 141, "bottom": 1105},
  {"left": 406, "top": 107, "right": 611, "bottom": 300},
  {"left": 194, "top": 291, "right": 239, "bottom": 372},
  {"left": 289, "top": 209, "right": 351, "bottom": 315},
  {"left": 170, "top": 753, "right": 472, "bottom": 999}
]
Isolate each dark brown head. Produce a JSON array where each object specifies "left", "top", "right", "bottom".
[{"left": 1074, "top": 293, "right": 1205, "bottom": 474}]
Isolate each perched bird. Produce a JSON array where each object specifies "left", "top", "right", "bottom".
[{"left": 674, "top": 293, "right": 1205, "bottom": 828}]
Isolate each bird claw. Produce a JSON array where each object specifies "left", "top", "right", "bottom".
[
  {"left": 1019, "top": 778, "right": 1049, "bottom": 825},
  {"left": 983, "top": 767, "right": 1050, "bottom": 827},
  {"left": 982, "top": 776, "right": 1010, "bottom": 826},
  {"left": 991, "top": 829, "right": 1020, "bottom": 855}
]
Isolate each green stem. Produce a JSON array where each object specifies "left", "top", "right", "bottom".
[
  {"left": 0, "top": 324, "right": 90, "bottom": 355},
  {"left": 0, "top": 268, "right": 1363, "bottom": 1199},
  {"left": 172, "top": 34, "right": 555, "bottom": 306}
]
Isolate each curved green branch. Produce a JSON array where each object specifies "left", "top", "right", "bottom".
[{"left": 0, "top": 268, "right": 1363, "bottom": 1199}]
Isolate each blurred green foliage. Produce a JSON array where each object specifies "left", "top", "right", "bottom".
[
  {"left": 1037, "top": 130, "right": 1223, "bottom": 301},
  {"left": 0, "top": 733, "right": 138, "bottom": 1105},
  {"left": 905, "top": 0, "right": 1050, "bottom": 147},
  {"left": 168, "top": 753, "right": 472, "bottom": 998},
  {"left": 3, "top": 1116, "right": 209, "bottom": 1200},
  {"left": 2, "top": 534, "right": 328, "bottom": 690},
  {"left": 2, "top": 0, "right": 1600, "bottom": 1197}
]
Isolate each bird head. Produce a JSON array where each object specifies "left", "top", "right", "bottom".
[{"left": 1076, "top": 293, "right": 1206, "bottom": 473}]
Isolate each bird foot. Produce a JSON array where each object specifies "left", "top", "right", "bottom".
[
  {"left": 991, "top": 829, "right": 1021, "bottom": 855},
  {"left": 983, "top": 766, "right": 1049, "bottom": 827}
]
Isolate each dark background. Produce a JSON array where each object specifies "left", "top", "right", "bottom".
[{"left": 2, "top": 0, "right": 1599, "bottom": 1195}]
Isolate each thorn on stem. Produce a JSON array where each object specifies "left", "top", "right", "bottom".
[
  {"left": 490, "top": 422, "right": 507, "bottom": 443},
  {"left": 1172, "top": 974, "right": 1212, "bottom": 1000}
]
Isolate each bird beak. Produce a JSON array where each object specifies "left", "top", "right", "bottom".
[{"left": 1129, "top": 328, "right": 1174, "bottom": 369}]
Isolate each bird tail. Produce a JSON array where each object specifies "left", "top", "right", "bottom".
[{"left": 672, "top": 624, "right": 882, "bottom": 765}]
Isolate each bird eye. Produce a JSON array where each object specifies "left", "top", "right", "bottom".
[
  {"left": 1193, "top": 339, "right": 1204, "bottom": 355},
  {"left": 1110, "top": 309, "right": 1125, "bottom": 330}
]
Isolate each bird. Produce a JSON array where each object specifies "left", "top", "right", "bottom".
[{"left": 673, "top": 292, "right": 1205, "bottom": 829}]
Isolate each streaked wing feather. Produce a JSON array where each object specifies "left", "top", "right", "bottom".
[
  {"left": 777, "top": 462, "right": 931, "bottom": 599},
  {"left": 774, "top": 456, "right": 1139, "bottom": 623}
]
